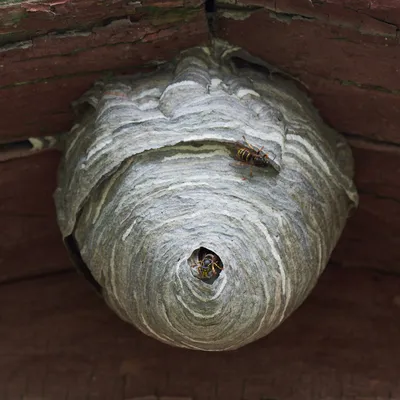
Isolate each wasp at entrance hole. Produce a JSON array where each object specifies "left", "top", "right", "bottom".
[{"left": 191, "top": 253, "right": 223, "bottom": 281}]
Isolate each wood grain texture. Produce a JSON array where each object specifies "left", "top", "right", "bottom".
[
  {"left": 305, "top": 74, "right": 400, "bottom": 144},
  {"left": 0, "top": 151, "right": 72, "bottom": 283},
  {"left": 0, "top": 0, "right": 204, "bottom": 41},
  {"left": 228, "top": 0, "right": 400, "bottom": 30},
  {"left": 0, "top": 13, "right": 207, "bottom": 87},
  {"left": 0, "top": 74, "right": 106, "bottom": 143},
  {"left": 0, "top": 5, "right": 208, "bottom": 143},
  {"left": 1, "top": 267, "right": 400, "bottom": 399},
  {"left": 331, "top": 139, "right": 400, "bottom": 272},
  {"left": 216, "top": 6, "right": 400, "bottom": 143}
]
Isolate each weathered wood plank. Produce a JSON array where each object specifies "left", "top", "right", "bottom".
[
  {"left": 0, "top": 5, "right": 208, "bottom": 143},
  {"left": 0, "top": 151, "right": 72, "bottom": 283},
  {"left": 230, "top": 0, "right": 400, "bottom": 31},
  {"left": 332, "top": 191, "right": 400, "bottom": 272},
  {"left": 217, "top": 7, "right": 400, "bottom": 144},
  {"left": 306, "top": 74, "right": 400, "bottom": 144},
  {"left": 217, "top": 4, "right": 400, "bottom": 88},
  {"left": 0, "top": 73, "right": 105, "bottom": 143},
  {"left": 331, "top": 140, "right": 400, "bottom": 272},
  {"left": 0, "top": 0, "right": 204, "bottom": 42},
  {"left": 0, "top": 267, "right": 399, "bottom": 399},
  {"left": 0, "top": 12, "right": 207, "bottom": 87}
]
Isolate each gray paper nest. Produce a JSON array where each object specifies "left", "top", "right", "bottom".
[{"left": 54, "top": 40, "right": 358, "bottom": 351}]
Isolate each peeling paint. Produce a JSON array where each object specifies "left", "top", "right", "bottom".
[
  {"left": 0, "top": 3, "right": 202, "bottom": 45},
  {"left": 217, "top": 0, "right": 236, "bottom": 5},
  {"left": 0, "top": 0, "right": 26, "bottom": 5},
  {"left": 218, "top": 3, "right": 398, "bottom": 38},
  {"left": 0, "top": 67, "right": 148, "bottom": 90},
  {"left": 0, "top": 8, "right": 28, "bottom": 27},
  {"left": 141, "top": 6, "right": 201, "bottom": 26},
  {"left": 218, "top": 9, "right": 254, "bottom": 20},
  {"left": 269, "top": 10, "right": 315, "bottom": 24},
  {"left": 0, "top": 39, "right": 31, "bottom": 51},
  {"left": 339, "top": 79, "right": 400, "bottom": 95}
]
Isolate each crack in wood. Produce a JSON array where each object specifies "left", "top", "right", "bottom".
[{"left": 0, "top": 267, "right": 74, "bottom": 286}]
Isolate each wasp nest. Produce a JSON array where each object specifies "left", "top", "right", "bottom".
[{"left": 54, "top": 40, "right": 358, "bottom": 351}]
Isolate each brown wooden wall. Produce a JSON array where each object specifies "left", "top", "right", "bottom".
[
  {"left": 2, "top": 0, "right": 400, "bottom": 277},
  {"left": 1, "top": 267, "right": 400, "bottom": 399},
  {"left": 1, "top": 0, "right": 400, "bottom": 399}
]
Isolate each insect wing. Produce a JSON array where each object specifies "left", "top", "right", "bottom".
[
  {"left": 266, "top": 156, "right": 281, "bottom": 173},
  {"left": 234, "top": 139, "right": 248, "bottom": 150}
]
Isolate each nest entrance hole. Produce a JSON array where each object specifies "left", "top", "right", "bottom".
[{"left": 189, "top": 247, "right": 224, "bottom": 285}]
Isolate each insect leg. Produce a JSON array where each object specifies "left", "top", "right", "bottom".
[
  {"left": 242, "top": 135, "right": 257, "bottom": 152},
  {"left": 242, "top": 135, "right": 264, "bottom": 155},
  {"left": 230, "top": 161, "right": 250, "bottom": 168},
  {"left": 213, "top": 262, "right": 223, "bottom": 272}
]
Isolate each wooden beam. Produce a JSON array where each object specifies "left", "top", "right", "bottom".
[
  {"left": 331, "top": 139, "right": 400, "bottom": 272},
  {"left": 0, "top": 2, "right": 208, "bottom": 143},
  {"left": 0, "top": 151, "right": 72, "bottom": 283},
  {"left": 216, "top": 6, "right": 400, "bottom": 144},
  {"left": 0, "top": 0, "right": 205, "bottom": 41},
  {"left": 1, "top": 267, "right": 399, "bottom": 399}
]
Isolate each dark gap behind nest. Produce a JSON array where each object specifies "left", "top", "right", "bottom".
[
  {"left": 0, "top": 139, "right": 33, "bottom": 152},
  {"left": 205, "top": 0, "right": 216, "bottom": 13},
  {"left": 205, "top": 0, "right": 217, "bottom": 35},
  {"left": 0, "top": 139, "right": 35, "bottom": 162},
  {"left": 64, "top": 234, "right": 103, "bottom": 295}
]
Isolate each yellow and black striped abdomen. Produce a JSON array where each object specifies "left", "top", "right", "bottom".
[{"left": 237, "top": 148, "right": 253, "bottom": 163}]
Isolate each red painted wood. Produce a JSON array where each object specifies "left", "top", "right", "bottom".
[
  {"left": 0, "top": 267, "right": 399, "bottom": 399},
  {"left": 217, "top": 8, "right": 400, "bottom": 143},
  {"left": 0, "top": 151, "right": 72, "bottom": 283}
]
